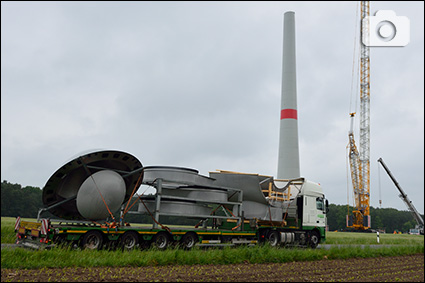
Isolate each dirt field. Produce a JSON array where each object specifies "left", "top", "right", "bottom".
[{"left": 1, "top": 254, "right": 423, "bottom": 282}]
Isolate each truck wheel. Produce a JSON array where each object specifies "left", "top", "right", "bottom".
[
  {"left": 120, "top": 231, "right": 140, "bottom": 250},
  {"left": 82, "top": 230, "right": 104, "bottom": 250},
  {"left": 53, "top": 235, "right": 67, "bottom": 247},
  {"left": 267, "top": 230, "right": 280, "bottom": 247},
  {"left": 180, "top": 232, "right": 198, "bottom": 250},
  {"left": 153, "top": 232, "right": 170, "bottom": 250},
  {"left": 309, "top": 230, "right": 320, "bottom": 249},
  {"left": 299, "top": 233, "right": 307, "bottom": 246}
]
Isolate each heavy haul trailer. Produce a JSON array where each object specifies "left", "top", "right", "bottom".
[
  {"left": 15, "top": 152, "right": 328, "bottom": 250},
  {"left": 15, "top": 189, "right": 327, "bottom": 250}
]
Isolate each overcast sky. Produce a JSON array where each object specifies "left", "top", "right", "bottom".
[{"left": 2, "top": 1, "right": 424, "bottom": 215}]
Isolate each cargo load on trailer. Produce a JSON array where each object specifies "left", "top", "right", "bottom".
[{"left": 15, "top": 150, "right": 328, "bottom": 250}]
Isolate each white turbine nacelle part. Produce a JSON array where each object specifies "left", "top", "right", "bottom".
[{"left": 277, "top": 11, "right": 300, "bottom": 180}]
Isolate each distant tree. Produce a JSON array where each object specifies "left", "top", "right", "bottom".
[
  {"left": 402, "top": 220, "right": 416, "bottom": 233},
  {"left": 373, "top": 214, "right": 384, "bottom": 231},
  {"left": 327, "top": 204, "right": 348, "bottom": 231},
  {"left": 1, "top": 180, "right": 43, "bottom": 218},
  {"left": 325, "top": 203, "right": 423, "bottom": 233}
]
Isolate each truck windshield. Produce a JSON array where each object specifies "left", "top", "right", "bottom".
[{"left": 316, "top": 197, "right": 325, "bottom": 211}]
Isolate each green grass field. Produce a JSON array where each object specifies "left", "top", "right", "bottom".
[
  {"left": 325, "top": 230, "right": 423, "bottom": 245},
  {"left": 2, "top": 217, "right": 423, "bottom": 269}
]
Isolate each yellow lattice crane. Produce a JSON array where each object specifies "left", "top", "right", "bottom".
[{"left": 347, "top": 0, "right": 371, "bottom": 230}]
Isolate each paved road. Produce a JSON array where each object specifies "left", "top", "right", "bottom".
[
  {"left": 3, "top": 243, "right": 398, "bottom": 250},
  {"left": 1, "top": 244, "right": 20, "bottom": 249},
  {"left": 317, "top": 244, "right": 395, "bottom": 249}
]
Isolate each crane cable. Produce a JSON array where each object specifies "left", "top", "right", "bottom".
[
  {"left": 349, "top": 1, "right": 360, "bottom": 116},
  {"left": 377, "top": 160, "right": 382, "bottom": 207},
  {"left": 347, "top": 1, "right": 361, "bottom": 218}
]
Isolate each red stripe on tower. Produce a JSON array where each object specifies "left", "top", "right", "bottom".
[{"left": 280, "top": 109, "right": 297, "bottom": 120}]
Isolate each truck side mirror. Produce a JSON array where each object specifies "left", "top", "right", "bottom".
[{"left": 325, "top": 199, "right": 329, "bottom": 213}]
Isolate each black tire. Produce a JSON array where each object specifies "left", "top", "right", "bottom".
[
  {"left": 152, "top": 232, "right": 170, "bottom": 250},
  {"left": 180, "top": 232, "right": 198, "bottom": 250},
  {"left": 81, "top": 230, "right": 104, "bottom": 250},
  {"left": 139, "top": 239, "right": 151, "bottom": 250},
  {"left": 299, "top": 232, "right": 307, "bottom": 247},
  {"left": 267, "top": 230, "right": 280, "bottom": 247},
  {"left": 309, "top": 230, "right": 320, "bottom": 249},
  {"left": 53, "top": 235, "right": 67, "bottom": 247},
  {"left": 120, "top": 231, "right": 140, "bottom": 250}
]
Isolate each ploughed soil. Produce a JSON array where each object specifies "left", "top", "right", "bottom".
[{"left": 2, "top": 254, "right": 424, "bottom": 282}]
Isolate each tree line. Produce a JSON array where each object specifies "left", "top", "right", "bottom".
[
  {"left": 326, "top": 203, "right": 421, "bottom": 233},
  {"left": 2, "top": 180, "right": 422, "bottom": 233}
]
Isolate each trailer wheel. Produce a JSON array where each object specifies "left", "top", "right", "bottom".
[
  {"left": 299, "top": 232, "right": 307, "bottom": 246},
  {"left": 309, "top": 230, "right": 320, "bottom": 249},
  {"left": 82, "top": 230, "right": 104, "bottom": 250},
  {"left": 180, "top": 232, "right": 198, "bottom": 250},
  {"left": 267, "top": 230, "right": 280, "bottom": 247},
  {"left": 53, "top": 235, "right": 67, "bottom": 247},
  {"left": 120, "top": 231, "right": 140, "bottom": 250},
  {"left": 153, "top": 232, "right": 170, "bottom": 250}
]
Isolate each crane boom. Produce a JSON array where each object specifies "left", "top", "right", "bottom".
[
  {"left": 377, "top": 158, "right": 424, "bottom": 232},
  {"left": 359, "top": 0, "right": 371, "bottom": 220},
  {"left": 348, "top": 113, "right": 361, "bottom": 211},
  {"left": 347, "top": 0, "right": 371, "bottom": 230}
]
